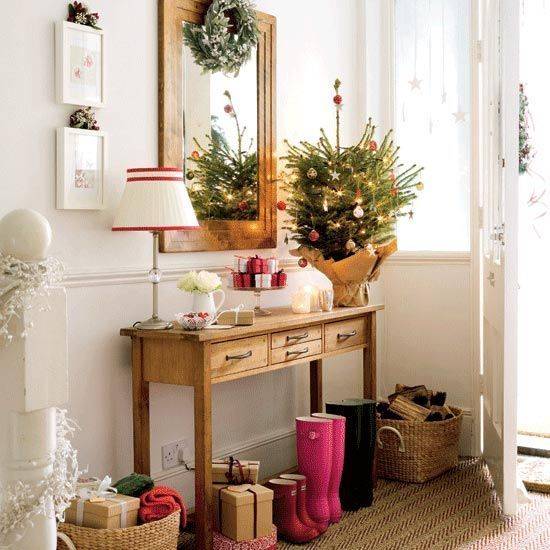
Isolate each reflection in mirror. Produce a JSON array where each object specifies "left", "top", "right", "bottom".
[{"left": 183, "top": 33, "right": 259, "bottom": 221}]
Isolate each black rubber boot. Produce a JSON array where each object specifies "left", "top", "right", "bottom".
[{"left": 325, "top": 398, "right": 377, "bottom": 510}]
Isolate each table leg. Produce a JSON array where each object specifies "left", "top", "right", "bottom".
[
  {"left": 363, "top": 312, "right": 377, "bottom": 400},
  {"left": 131, "top": 337, "right": 150, "bottom": 474},
  {"left": 194, "top": 349, "right": 213, "bottom": 550},
  {"left": 310, "top": 359, "right": 323, "bottom": 413}
]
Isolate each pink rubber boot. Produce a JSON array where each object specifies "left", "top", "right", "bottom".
[
  {"left": 313, "top": 412, "right": 346, "bottom": 523},
  {"left": 280, "top": 473, "right": 327, "bottom": 534},
  {"left": 296, "top": 416, "right": 333, "bottom": 528}
]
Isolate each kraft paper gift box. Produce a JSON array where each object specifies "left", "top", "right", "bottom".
[
  {"left": 65, "top": 493, "right": 140, "bottom": 529},
  {"left": 216, "top": 309, "right": 255, "bottom": 326},
  {"left": 212, "top": 484, "right": 273, "bottom": 542},
  {"left": 212, "top": 459, "right": 260, "bottom": 484}
]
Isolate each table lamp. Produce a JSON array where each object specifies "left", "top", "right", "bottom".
[{"left": 112, "top": 167, "right": 199, "bottom": 329}]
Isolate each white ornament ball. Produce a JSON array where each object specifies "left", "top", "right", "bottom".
[
  {"left": 353, "top": 205, "right": 364, "bottom": 218},
  {"left": 0, "top": 209, "right": 52, "bottom": 261}
]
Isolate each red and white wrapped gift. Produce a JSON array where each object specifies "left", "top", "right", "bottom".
[
  {"left": 233, "top": 273, "right": 244, "bottom": 288},
  {"left": 235, "top": 256, "right": 248, "bottom": 274},
  {"left": 248, "top": 256, "right": 264, "bottom": 274},
  {"left": 270, "top": 271, "right": 287, "bottom": 288},
  {"left": 266, "top": 258, "right": 278, "bottom": 274},
  {"left": 255, "top": 274, "right": 271, "bottom": 289},
  {"left": 242, "top": 274, "right": 252, "bottom": 288},
  {"left": 213, "top": 526, "right": 277, "bottom": 550}
]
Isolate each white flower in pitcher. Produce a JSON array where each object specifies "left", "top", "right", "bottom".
[
  {"left": 195, "top": 270, "right": 222, "bottom": 293},
  {"left": 177, "top": 271, "right": 199, "bottom": 293}
]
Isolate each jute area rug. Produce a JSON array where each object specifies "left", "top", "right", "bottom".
[
  {"left": 518, "top": 455, "right": 550, "bottom": 494},
  {"left": 179, "top": 458, "right": 550, "bottom": 549}
]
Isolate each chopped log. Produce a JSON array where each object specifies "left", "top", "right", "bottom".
[
  {"left": 430, "top": 404, "right": 454, "bottom": 419},
  {"left": 389, "top": 385, "right": 429, "bottom": 403},
  {"left": 412, "top": 394, "right": 430, "bottom": 408},
  {"left": 381, "top": 409, "right": 405, "bottom": 421},
  {"left": 389, "top": 395, "right": 431, "bottom": 422},
  {"left": 431, "top": 391, "right": 447, "bottom": 407}
]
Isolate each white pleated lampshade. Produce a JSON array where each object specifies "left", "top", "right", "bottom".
[{"left": 112, "top": 167, "right": 199, "bottom": 231}]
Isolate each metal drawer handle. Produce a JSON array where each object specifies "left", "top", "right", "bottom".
[
  {"left": 337, "top": 330, "right": 357, "bottom": 340},
  {"left": 287, "top": 332, "right": 309, "bottom": 342},
  {"left": 226, "top": 350, "right": 253, "bottom": 361},
  {"left": 286, "top": 347, "right": 309, "bottom": 357}
]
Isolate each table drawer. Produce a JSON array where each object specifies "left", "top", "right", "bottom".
[
  {"left": 271, "top": 325, "right": 322, "bottom": 348},
  {"left": 324, "top": 317, "right": 366, "bottom": 352},
  {"left": 271, "top": 339, "right": 322, "bottom": 364},
  {"left": 211, "top": 335, "right": 268, "bottom": 377}
]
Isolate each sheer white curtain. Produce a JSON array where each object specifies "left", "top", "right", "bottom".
[
  {"left": 518, "top": 0, "right": 550, "bottom": 436},
  {"left": 393, "top": 0, "right": 470, "bottom": 251}
]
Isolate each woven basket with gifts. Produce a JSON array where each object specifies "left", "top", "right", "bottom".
[{"left": 281, "top": 79, "right": 423, "bottom": 307}]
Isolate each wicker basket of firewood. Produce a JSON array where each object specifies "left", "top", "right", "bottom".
[{"left": 376, "top": 384, "right": 463, "bottom": 483}]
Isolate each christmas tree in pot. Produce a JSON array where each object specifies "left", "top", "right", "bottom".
[{"left": 281, "top": 79, "right": 424, "bottom": 306}]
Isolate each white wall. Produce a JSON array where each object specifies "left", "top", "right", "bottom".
[{"left": 0, "top": 0, "right": 475, "bottom": 507}]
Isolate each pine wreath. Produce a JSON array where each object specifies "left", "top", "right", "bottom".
[{"left": 183, "top": 0, "right": 260, "bottom": 76}]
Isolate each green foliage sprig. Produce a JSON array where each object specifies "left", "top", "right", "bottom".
[
  {"left": 282, "top": 79, "right": 423, "bottom": 262},
  {"left": 187, "top": 91, "right": 258, "bottom": 220},
  {"left": 183, "top": 0, "right": 259, "bottom": 76}
]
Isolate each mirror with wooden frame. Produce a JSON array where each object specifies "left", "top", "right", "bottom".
[{"left": 158, "top": 0, "right": 277, "bottom": 252}]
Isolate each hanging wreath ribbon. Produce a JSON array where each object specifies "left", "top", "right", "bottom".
[{"left": 183, "top": 0, "right": 260, "bottom": 76}]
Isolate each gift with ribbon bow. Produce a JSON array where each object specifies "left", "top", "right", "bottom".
[
  {"left": 64, "top": 476, "right": 140, "bottom": 529},
  {"left": 216, "top": 305, "right": 255, "bottom": 326},
  {"left": 212, "top": 457, "right": 260, "bottom": 484},
  {"left": 212, "top": 483, "right": 274, "bottom": 542}
]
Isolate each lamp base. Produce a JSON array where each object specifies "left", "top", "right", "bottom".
[{"left": 134, "top": 316, "right": 173, "bottom": 330}]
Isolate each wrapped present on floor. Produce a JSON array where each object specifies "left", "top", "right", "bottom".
[
  {"left": 212, "top": 457, "right": 260, "bottom": 484},
  {"left": 212, "top": 484, "right": 274, "bottom": 542},
  {"left": 214, "top": 525, "right": 277, "bottom": 550},
  {"left": 255, "top": 274, "right": 271, "bottom": 289},
  {"left": 217, "top": 307, "right": 255, "bottom": 326},
  {"left": 65, "top": 476, "right": 140, "bottom": 529}
]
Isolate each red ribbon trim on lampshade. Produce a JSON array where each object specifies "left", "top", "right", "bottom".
[
  {"left": 126, "top": 177, "right": 184, "bottom": 182},
  {"left": 127, "top": 167, "right": 182, "bottom": 172},
  {"left": 112, "top": 225, "right": 199, "bottom": 231}
]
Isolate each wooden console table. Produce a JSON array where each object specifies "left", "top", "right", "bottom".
[{"left": 121, "top": 304, "right": 383, "bottom": 550}]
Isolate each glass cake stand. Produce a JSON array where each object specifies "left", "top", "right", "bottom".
[{"left": 233, "top": 286, "right": 287, "bottom": 316}]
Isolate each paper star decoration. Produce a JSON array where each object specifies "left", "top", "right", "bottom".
[
  {"left": 330, "top": 171, "right": 340, "bottom": 181},
  {"left": 366, "top": 243, "right": 376, "bottom": 257},
  {"left": 452, "top": 110, "right": 466, "bottom": 123},
  {"left": 408, "top": 76, "right": 422, "bottom": 90},
  {"left": 408, "top": 210, "right": 414, "bottom": 220}
]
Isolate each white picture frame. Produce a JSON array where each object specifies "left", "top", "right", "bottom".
[
  {"left": 56, "top": 127, "right": 107, "bottom": 210},
  {"left": 55, "top": 21, "right": 105, "bottom": 107}
]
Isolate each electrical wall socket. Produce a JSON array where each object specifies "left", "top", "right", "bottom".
[{"left": 161, "top": 439, "right": 188, "bottom": 470}]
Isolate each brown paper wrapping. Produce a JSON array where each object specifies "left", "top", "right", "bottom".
[
  {"left": 212, "top": 459, "right": 260, "bottom": 484},
  {"left": 212, "top": 484, "right": 273, "bottom": 542},
  {"left": 290, "top": 239, "right": 397, "bottom": 307},
  {"left": 64, "top": 494, "right": 140, "bottom": 529},
  {"left": 216, "top": 310, "right": 255, "bottom": 326}
]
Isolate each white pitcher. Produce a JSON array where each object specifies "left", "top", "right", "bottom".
[{"left": 192, "top": 290, "right": 225, "bottom": 318}]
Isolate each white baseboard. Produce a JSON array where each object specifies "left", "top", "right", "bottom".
[{"left": 152, "top": 405, "right": 477, "bottom": 491}]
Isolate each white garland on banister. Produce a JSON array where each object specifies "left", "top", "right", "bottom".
[
  {"left": 0, "top": 254, "right": 64, "bottom": 344},
  {"left": 0, "top": 409, "right": 80, "bottom": 548}
]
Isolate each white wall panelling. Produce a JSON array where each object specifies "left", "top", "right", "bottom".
[{"left": 0, "top": 0, "right": 477, "bottom": 509}]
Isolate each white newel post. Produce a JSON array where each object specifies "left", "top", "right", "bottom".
[{"left": 0, "top": 210, "right": 69, "bottom": 550}]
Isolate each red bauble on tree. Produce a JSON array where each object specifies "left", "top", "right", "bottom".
[
  {"left": 368, "top": 140, "right": 378, "bottom": 151},
  {"left": 333, "top": 94, "right": 343, "bottom": 105},
  {"left": 276, "top": 200, "right": 287, "bottom": 211},
  {"left": 191, "top": 150, "right": 200, "bottom": 159},
  {"left": 224, "top": 104, "right": 233, "bottom": 114},
  {"left": 298, "top": 257, "right": 308, "bottom": 268},
  {"left": 237, "top": 200, "right": 249, "bottom": 211},
  {"left": 308, "top": 229, "right": 320, "bottom": 242}
]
